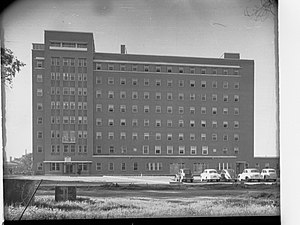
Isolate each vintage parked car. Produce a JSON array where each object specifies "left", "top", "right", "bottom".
[
  {"left": 237, "top": 168, "right": 263, "bottom": 182},
  {"left": 219, "top": 169, "right": 237, "bottom": 182},
  {"left": 175, "top": 168, "right": 194, "bottom": 183},
  {"left": 261, "top": 168, "right": 277, "bottom": 182},
  {"left": 200, "top": 169, "right": 221, "bottom": 182}
]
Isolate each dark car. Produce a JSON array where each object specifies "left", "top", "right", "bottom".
[{"left": 176, "top": 168, "right": 194, "bottom": 183}]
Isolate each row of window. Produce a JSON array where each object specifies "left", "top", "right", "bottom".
[
  {"left": 50, "top": 57, "right": 87, "bottom": 66},
  {"left": 47, "top": 87, "right": 88, "bottom": 96},
  {"left": 50, "top": 72, "right": 88, "bottom": 81},
  {"left": 95, "top": 63, "right": 240, "bottom": 76},
  {"left": 96, "top": 104, "right": 240, "bottom": 115},
  {"left": 95, "top": 91, "right": 240, "bottom": 102},
  {"left": 50, "top": 101, "right": 87, "bottom": 110},
  {"left": 48, "top": 144, "right": 88, "bottom": 154},
  {"left": 94, "top": 145, "right": 239, "bottom": 155},
  {"left": 49, "top": 116, "right": 88, "bottom": 125},
  {"left": 94, "top": 132, "right": 240, "bottom": 142},
  {"left": 95, "top": 104, "right": 240, "bottom": 115},
  {"left": 96, "top": 77, "right": 240, "bottom": 89}
]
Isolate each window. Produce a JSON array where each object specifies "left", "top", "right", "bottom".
[
  {"left": 36, "top": 74, "right": 43, "bottom": 82},
  {"left": 108, "top": 132, "right": 114, "bottom": 140},
  {"left": 78, "top": 74, "right": 82, "bottom": 81},
  {"left": 223, "top": 69, "right": 228, "bottom": 75},
  {"left": 234, "top": 108, "right": 240, "bottom": 115},
  {"left": 133, "top": 162, "right": 138, "bottom": 171},
  {"left": 108, "top": 91, "right": 114, "bottom": 99},
  {"left": 201, "top": 94, "right": 206, "bottom": 101},
  {"left": 120, "top": 105, "right": 126, "bottom": 113},
  {"left": 109, "top": 146, "right": 115, "bottom": 154},
  {"left": 37, "top": 131, "right": 43, "bottom": 139},
  {"left": 37, "top": 117, "right": 43, "bottom": 125},
  {"left": 36, "top": 60, "right": 43, "bottom": 68},
  {"left": 234, "top": 147, "right": 239, "bottom": 154},
  {"left": 132, "top": 65, "right": 138, "bottom": 71},
  {"left": 223, "top": 108, "right": 229, "bottom": 115},
  {"left": 234, "top": 134, "right": 239, "bottom": 141},
  {"left": 212, "top": 107, "right": 217, "bottom": 115},
  {"left": 108, "top": 119, "right": 114, "bottom": 126},
  {"left": 190, "top": 146, "right": 197, "bottom": 155},
  {"left": 120, "top": 64, "right": 126, "bottom": 71},
  {"left": 50, "top": 163, "right": 60, "bottom": 171},
  {"left": 212, "top": 133, "right": 218, "bottom": 141},
  {"left": 190, "top": 68, "right": 195, "bottom": 74},
  {"left": 190, "top": 120, "right": 195, "bottom": 127},
  {"left": 144, "top": 133, "right": 150, "bottom": 140},
  {"left": 190, "top": 107, "right": 195, "bottom": 114},
  {"left": 120, "top": 119, "right": 126, "bottom": 126},
  {"left": 212, "top": 81, "right": 217, "bottom": 88},
  {"left": 37, "top": 162, "right": 43, "bottom": 171},
  {"left": 201, "top": 120, "right": 206, "bottom": 128},
  {"left": 167, "top": 146, "right": 173, "bottom": 154},
  {"left": 179, "top": 120, "right": 184, "bottom": 128},
  {"left": 143, "top": 145, "right": 149, "bottom": 154},
  {"left": 121, "top": 146, "right": 127, "bottom": 154},
  {"left": 144, "top": 105, "right": 150, "bottom": 113},
  {"left": 223, "top": 81, "right": 229, "bottom": 89},
  {"left": 108, "top": 162, "right": 114, "bottom": 171},
  {"left": 190, "top": 94, "right": 196, "bottom": 101},
  {"left": 96, "top": 132, "right": 102, "bottom": 140},
  {"left": 37, "top": 89, "right": 43, "bottom": 96},
  {"left": 108, "top": 105, "right": 114, "bottom": 112},
  {"left": 144, "top": 119, "right": 149, "bottom": 127},
  {"left": 234, "top": 121, "right": 239, "bottom": 129},
  {"left": 96, "top": 76, "right": 102, "bottom": 84},
  {"left": 155, "top": 106, "right": 161, "bottom": 113},
  {"left": 167, "top": 80, "right": 173, "bottom": 87},
  {"left": 234, "top": 95, "right": 239, "bottom": 102},
  {"left": 108, "top": 64, "right": 114, "bottom": 70},
  {"left": 63, "top": 145, "right": 69, "bottom": 153},
  {"left": 132, "top": 105, "right": 138, "bottom": 113},
  {"left": 179, "top": 67, "right": 184, "bottom": 73},
  {"left": 223, "top": 148, "right": 228, "bottom": 153},
  {"left": 144, "top": 65, "right": 149, "bottom": 72},
  {"left": 190, "top": 133, "right": 196, "bottom": 141},
  {"left": 178, "top": 93, "right": 184, "bottom": 100},
  {"left": 155, "top": 92, "right": 161, "bottom": 100},
  {"left": 37, "top": 146, "right": 43, "bottom": 153},
  {"left": 234, "top": 70, "right": 239, "bottom": 75},
  {"left": 179, "top": 133, "right": 184, "bottom": 141},
  {"left": 213, "top": 68, "right": 217, "bottom": 74},
  {"left": 201, "top": 68, "right": 206, "bottom": 74},
  {"left": 167, "top": 106, "right": 173, "bottom": 114},
  {"left": 120, "top": 132, "right": 126, "bottom": 140},
  {"left": 132, "top": 91, "right": 138, "bottom": 99},
  {"left": 156, "top": 120, "right": 161, "bottom": 127},
  {"left": 132, "top": 119, "right": 138, "bottom": 127},
  {"left": 190, "top": 80, "right": 195, "bottom": 87},
  {"left": 132, "top": 133, "right": 138, "bottom": 140},
  {"left": 223, "top": 121, "right": 228, "bottom": 128},
  {"left": 167, "top": 133, "right": 172, "bottom": 141},
  {"left": 120, "top": 91, "right": 126, "bottom": 99},
  {"left": 144, "top": 78, "right": 149, "bottom": 86},
  {"left": 178, "top": 80, "right": 184, "bottom": 87},
  {"left": 223, "top": 134, "right": 228, "bottom": 141},
  {"left": 144, "top": 92, "right": 150, "bottom": 100},
  {"left": 201, "top": 107, "right": 207, "bottom": 114},
  {"left": 78, "top": 88, "right": 82, "bottom": 96},
  {"left": 108, "top": 77, "right": 114, "bottom": 85},
  {"left": 96, "top": 163, "right": 102, "bottom": 171},
  {"left": 202, "top": 146, "right": 208, "bottom": 155},
  {"left": 132, "top": 79, "right": 138, "bottom": 86},
  {"left": 223, "top": 95, "right": 229, "bottom": 102},
  {"left": 156, "top": 133, "right": 161, "bottom": 140},
  {"left": 167, "top": 93, "right": 173, "bottom": 100},
  {"left": 156, "top": 79, "right": 161, "bottom": 86},
  {"left": 179, "top": 146, "right": 185, "bottom": 155},
  {"left": 201, "top": 81, "right": 206, "bottom": 88},
  {"left": 179, "top": 107, "right": 184, "bottom": 114},
  {"left": 155, "top": 146, "right": 161, "bottom": 154},
  {"left": 167, "top": 120, "right": 172, "bottom": 127},
  {"left": 96, "top": 104, "right": 102, "bottom": 112},
  {"left": 234, "top": 82, "right": 240, "bottom": 89},
  {"left": 121, "top": 162, "right": 126, "bottom": 171}
]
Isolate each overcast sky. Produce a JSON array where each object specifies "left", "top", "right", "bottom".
[{"left": 1, "top": 0, "right": 277, "bottom": 159}]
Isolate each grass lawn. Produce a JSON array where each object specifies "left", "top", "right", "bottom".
[{"left": 4, "top": 193, "right": 279, "bottom": 220}]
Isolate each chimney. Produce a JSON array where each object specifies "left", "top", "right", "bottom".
[{"left": 121, "top": 45, "right": 126, "bottom": 54}]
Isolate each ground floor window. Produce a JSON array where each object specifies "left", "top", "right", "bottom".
[
  {"left": 37, "top": 162, "right": 43, "bottom": 171},
  {"left": 133, "top": 162, "right": 138, "bottom": 171},
  {"left": 78, "top": 163, "right": 88, "bottom": 171},
  {"left": 193, "top": 163, "right": 209, "bottom": 174},
  {"left": 121, "top": 162, "right": 126, "bottom": 171},
  {"left": 50, "top": 163, "right": 60, "bottom": 171},
  {"left": 109, "top": 162, "right": 114, "bottom": 171},
  {"left": 146, "top": 162, "right": 162, "bottom": 171},
  {"left": 96, "top": 163, "right": 102, "bottom": 171}
]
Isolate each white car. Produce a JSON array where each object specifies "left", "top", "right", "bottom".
[
  {"left": 200, "top": 169, "right": 221, "bottom": 182},
  {"left": 261, "top": 168, "right": 277, "bottom": 182},
  {"left": 237, "top": 168, "right": 262, "bottom": 182}
]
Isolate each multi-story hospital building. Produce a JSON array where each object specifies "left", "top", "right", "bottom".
[{"left": 32, "top": 30, "right": 279, "bottom": 175}]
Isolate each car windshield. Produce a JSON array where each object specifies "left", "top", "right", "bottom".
[
  {"left": 251, "top": 169, "right": 259, "bottom": 173},
  {"left": 209, "top": 171, "right": 217, "bottom": 173}
]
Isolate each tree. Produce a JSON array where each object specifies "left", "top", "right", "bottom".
[
  {"left": 244, "top": 0, "right": 277, "bottom": 21},
  {"left": 1, "top": 47, "right": 25, "bottom": 85}
]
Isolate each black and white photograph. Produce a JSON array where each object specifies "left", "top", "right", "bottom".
[{"left": 2, "top": 0, "right": 295, "bottom": 224}]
